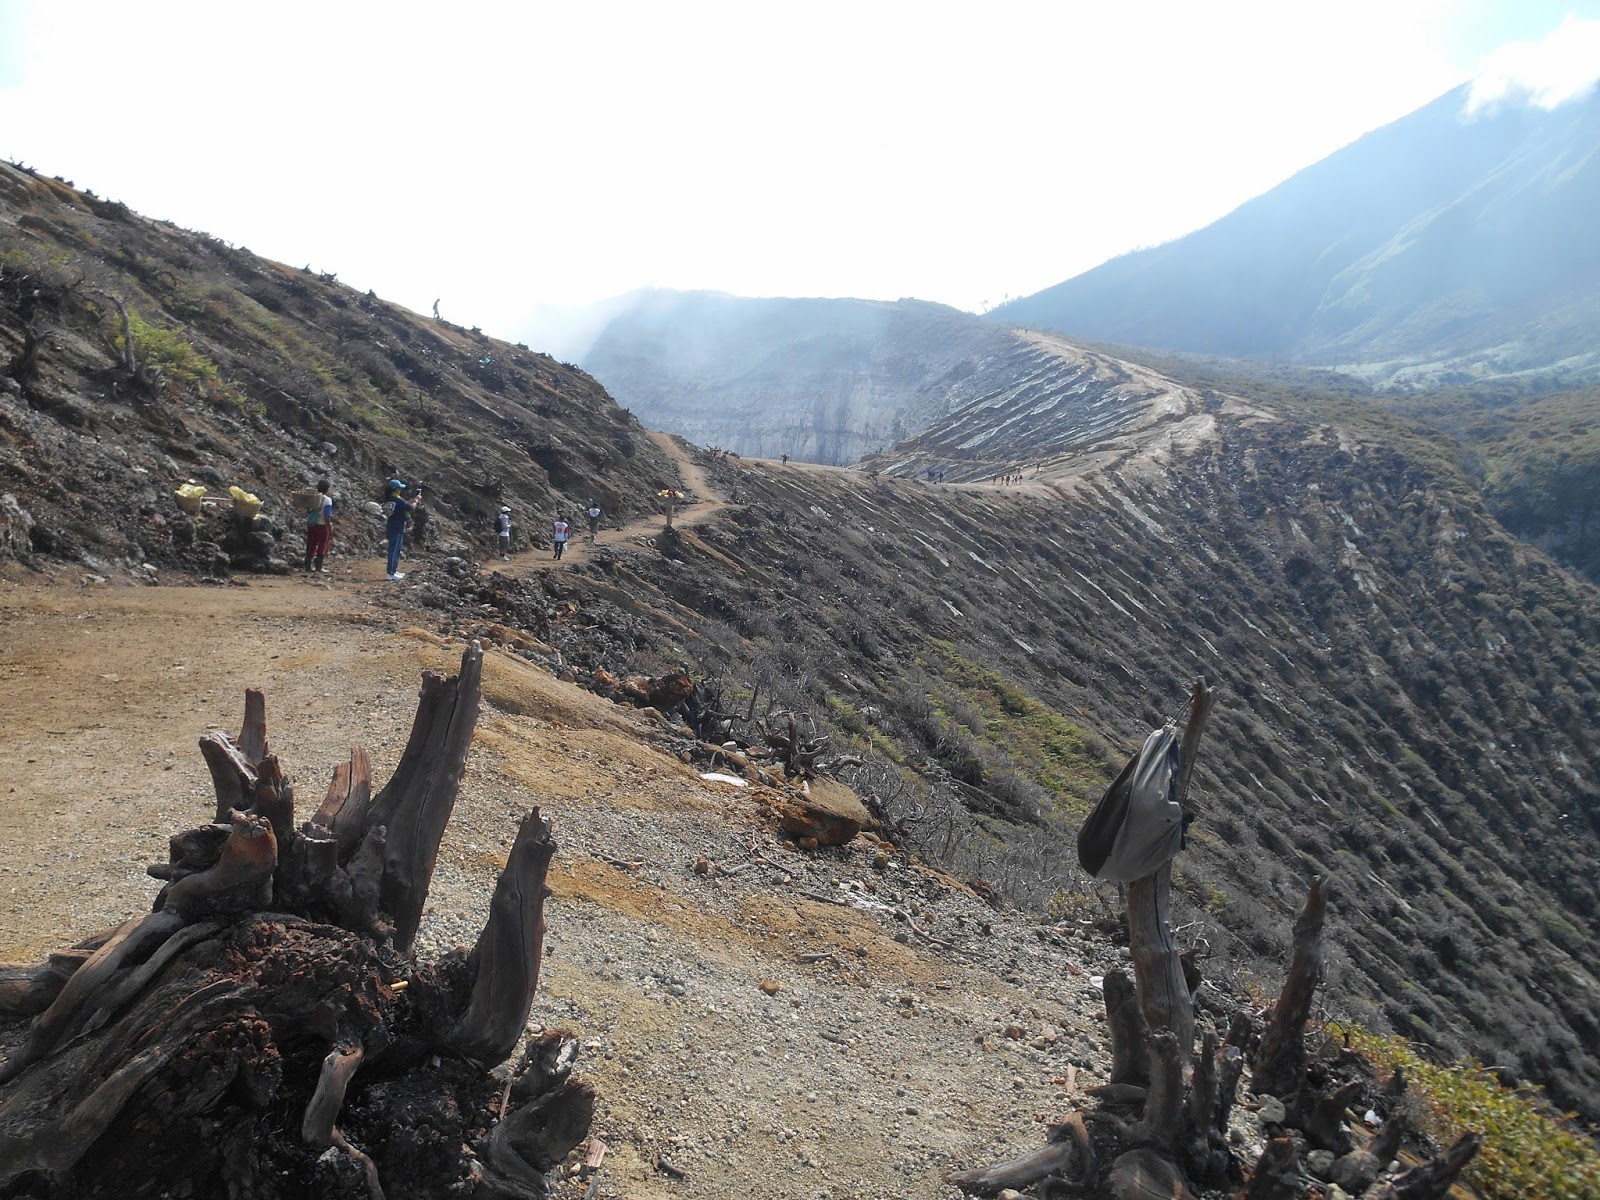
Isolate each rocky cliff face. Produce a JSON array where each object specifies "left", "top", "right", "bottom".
[{"left": 580, "top": 290, "right": 1020, "bottom": 464}]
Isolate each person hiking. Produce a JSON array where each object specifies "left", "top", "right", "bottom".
[
  {"left": 383, "top": 479, "right": 419, "bottom": 580},
  {"left": 303, "top": 479, "right": 334, "bottom": 573},
  {"left": 585, "top": 501, "right": 602, "bottom": 544},
  {"left": 551, "top": 514, "right": 570, "bottom": 560},
  {"left": 495, "top": 506, "right": 513, "bottom": 560}
]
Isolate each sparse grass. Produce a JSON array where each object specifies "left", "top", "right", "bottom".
[
  {"left": 1329, "top": 1020, "right": 1600, "bottom": 1200},
  {"left": 931, "top": 641, "right": 1109, "bottom": 811},
  {"left": 119, "top": 309, "right": 246, "bottom": 408}
]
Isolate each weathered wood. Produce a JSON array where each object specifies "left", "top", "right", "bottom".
[
  {"left": 252, "top": 754, "right": 295, "bottom": 846},
  {"left": 450, "top": 809, "right": 557, "bottom": 1066},
  {"left": 238, "top": 687, "right": 268, "bottom": 766},
  {"left": 1329, "top": 1114, "right": 1405, "bottom": 1195},
  {"left": 1136, "top": 1030, "right": 1186, "bottom": 1147},
  {"left": 0, "top": 953, "right": 85, "bottom": 1019},
  {"left": 161, "top": 810, "right": 277, "bottom": 919},
  {"left": 1106, "top": 1147, "right": 1196, "bottom": 1199},
  {"left": 302, "top": 1033, "right": 364, "bottom": 1146},
  {"left": 1126, "top": 867, "right": 1194, "bottom": 1075},
  {"left": 1369, "top": 1132, "right": 1481, "bottom": 1200},
  {"left": 948, "top": 1138, "right": 1084, "bottom": 1195},
  {"left": 1213, "top": 1044, "right": 1244, "bottom": 1136},
  {"left": 478, "top": 1077, "right": 597, "bottom": 1198},
  {"left": 1305, "top": 1078, "right": 1360, "bottom": 1153},
  {"left": 1252, "top": 875, "right": 1329, "bottom": 1097},
  {"left": 200, "top": 731, "right": 257, "bottom": 821},
  {"left": 0, "top": 644, "right": 590, "bottom": 1198},
  {"left": 313, "top": 746, "right": 375, "bottom": 859},
  {"left": 1173, "top": 679, "right": 1214, "bottom": 813},
  {"left": 1241, "top": 1136, "right": 1300, "bottom": 1200},
  {"left": 1124, "top": 682, "right": 1213, "bottom": 1079},
  {"left": 1187, "top": 1022, "right": 1220, "bottom": 1137},
  {"left": 0, "top": 909, "right": 187, "bottom": 1085},
  {"left": 1105, "top": 969, "right": 1152, "bottom": 1087},
  {"left": 366, "top": 642, "right": 484, "bottom": 954}
]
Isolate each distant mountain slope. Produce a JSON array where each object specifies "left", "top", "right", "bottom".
[
  {"left": 541, "top": 354, "right": 1600, "bottom": 1120},
  {"left": 1385, "top": 383, "right": 1600, "bottom": 581},
  {"left": 0, "top": 163, "right": 677, "bottom": 575},
  {"left": 579, "top": 290, "right": 1018, "bottom": 464},
  {"left": 992, "top": 85, "right": 1600, "bottom": 388},
  {"left": 862, "top": 330, "right": 1228, "bottom": 484}
]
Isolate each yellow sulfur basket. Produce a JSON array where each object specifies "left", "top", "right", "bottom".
[
  {"left": 175, "top": 483, "right": 206, "bottom": 515},
  {"left": 229, "top": 485, "right": 263, "bottom": 520}
]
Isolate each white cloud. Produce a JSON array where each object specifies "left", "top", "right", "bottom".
[{"left": 1468, "top": 16, "right": 1600, "bottom": 111}]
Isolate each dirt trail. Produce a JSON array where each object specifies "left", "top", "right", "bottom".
[
  {"left": 494, "top": 429, "right": 728, "bottom": 573},
  {"left": 0, "top": 424, "right": 1139, "bottom": 1200}
]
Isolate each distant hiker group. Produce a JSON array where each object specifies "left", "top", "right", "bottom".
[{"left": 288, "top": 474, "right": 608, "bottom": 577}]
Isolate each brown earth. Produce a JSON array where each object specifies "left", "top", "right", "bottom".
[{"left": 0, "top": 496, "right": 1141, "bottom": 1199}]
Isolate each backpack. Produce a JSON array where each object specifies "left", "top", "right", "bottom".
[{"left": 1077, "top": 723, "right": 1184, "bottom": 882}]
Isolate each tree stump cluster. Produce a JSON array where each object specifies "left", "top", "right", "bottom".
[
  {"left": 951, "top": 681, "right": 1481, "bottom": 1200},
  {"left": 0, "top": 643, "right": 593, "bottom": 1199}
]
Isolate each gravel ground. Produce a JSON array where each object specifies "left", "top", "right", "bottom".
[{"left": 0, "top": 573, "right": 1280, "bottom": 1200}]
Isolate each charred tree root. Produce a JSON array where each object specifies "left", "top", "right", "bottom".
[
  {"left": 0, "top": 643, "right": 591, "bottom": 1199},
  {"left": 952, "top": 680, "right": 1487, "bottom": 1199}
]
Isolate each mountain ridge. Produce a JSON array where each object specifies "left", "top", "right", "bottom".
[{"left": 991, "top": 84, "right": 1600, "bottom": 388}]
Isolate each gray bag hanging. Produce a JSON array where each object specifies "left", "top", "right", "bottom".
[{"left": 1077, "top": 723, "right": 1184, "bottom": 883}]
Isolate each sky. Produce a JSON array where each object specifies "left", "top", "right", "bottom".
[{"left": 2, "top": 1, "right": 1598, "bottom": 355}]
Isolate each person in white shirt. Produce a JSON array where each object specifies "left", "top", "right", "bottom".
[
  {"left": 551, "top": 516, "right": 570, "bottom": 560},
  {"left": 586, "top": 502, "right": 602, "bottom": 544},
  {"left": 495, "top": 506, "right": 512, "bottom": 560}
]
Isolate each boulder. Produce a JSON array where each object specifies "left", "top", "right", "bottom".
[{"left": 775, "top": 777, "right": 870, "bottom": 846}]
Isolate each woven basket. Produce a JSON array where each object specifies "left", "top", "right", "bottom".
[
  {"left": 290, "top": 488, "right": 318, "bottom": 513},
  {"left": 176, "top": 492, "right": 203, "bottom": 515},
  {"left": 233, "top": 496, "right": 263, "bottom": 520}
]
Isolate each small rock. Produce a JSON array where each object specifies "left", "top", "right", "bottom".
[
  {"left": 759, "top": 980, "right": 781, "bottom": 995},
  {"left": 1257, "top": 1095, "right": 1287, "bottom": 1124},
  {"left": 1306, "top": 1149, "right": 1335, "bottom": 1179},
  {"left": 1004, "top": 1024, "right": 1026, "bottom": 1039},
  {"left": 693, "top": 858, "right": 711, "bottom": 875}
]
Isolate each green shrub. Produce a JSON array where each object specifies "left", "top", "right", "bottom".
[{"left": 1329, "top": 1021, "right": 1600, "bottom": 1200}]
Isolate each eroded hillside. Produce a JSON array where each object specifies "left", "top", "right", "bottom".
[
  {"left": 0, "top": 162, "right": 678, "bottom": 576},
  {"left": 509, "top": 366, "right": 1600, "bottom": 1119}
]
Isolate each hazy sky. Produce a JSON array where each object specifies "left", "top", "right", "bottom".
[{"left": 2, "top": 1, "right": 1598, "bottom": 353}]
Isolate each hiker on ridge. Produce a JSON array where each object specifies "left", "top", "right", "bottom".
[
  {"left": 551, "top": 514, "right": 570, "bottom": 560},
  {"left": 586, "top": 501, "right": 602, "bottom": 544}
]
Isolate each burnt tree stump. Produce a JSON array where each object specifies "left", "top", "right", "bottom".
[
  {"left": 0, "top": 643, "right": 592, "bottom": 1199},
  {"left": 951, "top": 678, "right": 1483, "bottom": 1199}
]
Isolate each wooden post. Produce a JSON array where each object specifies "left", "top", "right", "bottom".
[{"left": 1124, "top": 679, "right": 1213, "bottom": 1105}]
